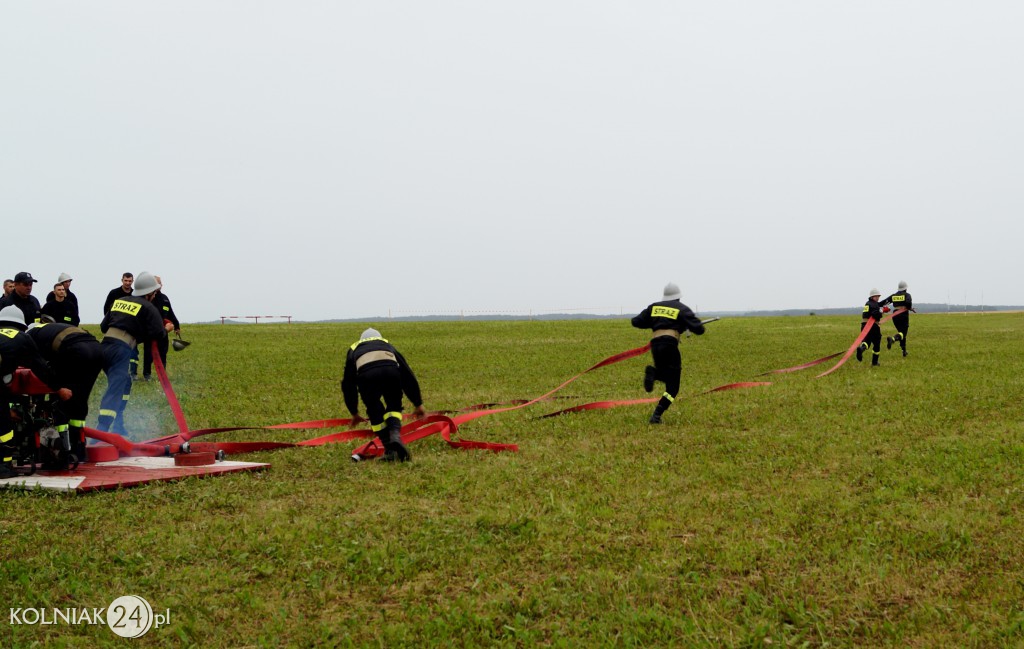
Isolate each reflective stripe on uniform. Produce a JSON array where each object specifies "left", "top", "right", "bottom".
[
  {"left": 100, "top": 409, "right": 117, "bottom": 418},
  {"left": 384, "top": 411, "right": 402, "bottom": 422},
  {"left": 652, "top": 306, "right": 680, "bottom": 319},
  {"left": 371, "top": 421, "right": 387, "bottom": 432},
  {"left": 0, "top": 430, "right": 12, "bottom": 443},
  {"left": 662, "top": 393, "right": 675, "bottom": 403},
  {"left": 104, "top": 327, "right": 137, "bottom": 348},
  {"left": 69, "top": 419, "right": 86, "bottom": 427},
  {"left": 350, "top": 336, "right": 388, "bottom": 350},
  {"left": 355, "top": 350, "right": 397, "bottom": 369},
  {"left": 56, "top": 424, "right": 69, "bottom": 433}
]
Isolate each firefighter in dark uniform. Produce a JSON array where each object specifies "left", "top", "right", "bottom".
[
  {"left": 45, "top": 272, "right": 78, "bottom": 307},
  {"left": 27, "top": 321, "right": 105, "bottom": 462},
  {"left": 631, "top": 283, "right": 706, "bottom": 424},
  {"left": 0, "top": 272, "right": 43, "bottom": 326},
  {"left": 856, "top": 288, "right": 886, "bottom": 366},
  {"left": 97, "top": 271, "right": 167, "bottom": 436},
  {"left": 341, "top": 328, "right": 426, "bottom": 462},
  {"left": 881, "top": 280, "right": 914, "bottom": 357},
  {"left": 41, "top": 282, "right": 81, "bottom": 326},
  {"left": 0, "top": 306, "right": 72, "bottom": 478},
  {"left": 143, "top": 276, "right": 180, "bottom": 381},
  {"left": 103, "top": 272, "right": 140, "bottom": 378}
]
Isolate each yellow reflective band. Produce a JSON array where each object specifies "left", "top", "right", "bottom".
[
  {"left": 122, "top": 395, "right": 130, "bottom": 401},
  {"left": 0, "top": 328, "right": 18, "bottom": 339},
  {"left": 863, "top": 305, "right": 870, "bottom": 312},
  {"left": 384, "top": 411, "right": 402, "bottom": 421},
  {"left": 3, "top": 457, "right": 11, "bottom": 463},
  {"left": 0, "top": 431, "right": 13, "bottom": 443},
  {"left": 371, "top": 422, "right": 387, "bottom": 432},
  {"left": 56, "top": 425, "right": 69, "bottom": 433},
  {"left": 69, "top": 419, "right": 86, "bottom": 427},
  {"left": 652, "top": 306, "right": 680, "bottom": 319},
  {"left": 100, "top": 409, "right": 117, "bottom": 417},
  {"left": 662, "top": 393, "right": 675, "bottom": 402},
  {"left": 110, "top": 299, "right": 142, "bottom": 316},
  {"left": 163, "top": 306, "right": 170, "bottom": 312},
  {"left": 350, "top": 336, "right": 389, "bottom": 350}
]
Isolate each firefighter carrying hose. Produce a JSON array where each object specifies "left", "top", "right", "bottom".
[
  {"left": 26, "top": 321, "right": 105, "bottom": 462},
  {"left": 0, "top": 306, "right": 72, "bottom": 478},
  {"left": 631, "top": 282, "right": 706, "bottom": 424},
  {"left": 97, "top": 271, "right": 167, "bottom": 436},
  {"left": 881, "top": 280, "right": 914, "bottom": 357},
  {"left": 857, "top": 288, "right": 887, "bottom": 367},
  {"left": 341, "top": 328, "right": 426, "bottom": 462}
]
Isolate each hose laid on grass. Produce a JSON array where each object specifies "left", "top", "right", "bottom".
[{"left": 84, "top": 310, "right": 909, "bottom": 461}]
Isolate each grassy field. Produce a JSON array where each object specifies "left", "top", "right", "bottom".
[{"left": 3, "top": 313, "right": 1023, "bottom": 647}]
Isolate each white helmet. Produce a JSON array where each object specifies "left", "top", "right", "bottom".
[
  {"left": 57, "top": 272, "right": 73, "bottom": 283},
  {"left": 663, "top": 282, "right": 681, "bottom": 301},
  {"left": 361, "top": 328, "right": 381, "bottom": 340},
  {"left": 898, "top": 280, "right": 908, "bottom": 290},
  {"left": 0, "top": 305, "right": 26, "bottom": 328},
  {"left": 132, "top": 271, "right": 162, "bottom": 297},
  {"left": 869, "top": 288, "right": 881, "bottom": 297}
]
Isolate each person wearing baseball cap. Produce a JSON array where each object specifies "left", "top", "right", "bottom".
[{"left": 0, "top": 272, "right": 42, "bottom": 325}]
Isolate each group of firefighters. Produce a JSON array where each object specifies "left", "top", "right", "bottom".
[
  {"left": 0, "top": 271, "right": 177, "bottom": 478},
  {"left": 2, "top": 276, "right": 915, "bottom": 474}
]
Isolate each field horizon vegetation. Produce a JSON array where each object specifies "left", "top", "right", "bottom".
[{"left": 3, "top": 312, "right": 1023, "bottom": 647}]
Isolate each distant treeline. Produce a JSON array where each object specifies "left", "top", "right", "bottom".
[{"left": 207, "top": 303, "right": 1021, "bottom": 324}]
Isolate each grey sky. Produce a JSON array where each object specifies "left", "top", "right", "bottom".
[{"left": 2, "top": 2, "right": 1021, "bottom": 323}]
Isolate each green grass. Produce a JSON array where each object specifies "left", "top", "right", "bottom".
[{"left": 3, "top": 313, "right": 1024, "bottom": 647}]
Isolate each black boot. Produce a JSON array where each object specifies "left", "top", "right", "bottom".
[
  {"left": 649, "top": 406, "right": 665, "bottom": 424},
  {"left": 856, "top": 343, "right": 865, "bottom": 362},
  {"left": 643, "top": 366, "right": 656, "bottom": 393},
  {"left": 0, "top": 458, "right": 16, "bottom": 480},
  {"left": 886, "top": 336, "right": 894, "bottom": 350},
  {"left": 382, "top": 419, "right": 411, "bottom": 462}
]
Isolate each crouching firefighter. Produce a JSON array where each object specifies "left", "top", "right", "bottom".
[
  {"left": 341, "top": 328, "right": 426, "bottom": 462},
  {"left": 97, "top": 271, "right": 167, "bottom": 436},
  {"left": 631, "top": 283, "right": 706, "bottom": 424},
  {"left": 26, "top": 321, "right": 105, "bottom": 462},
  {"left": 0, "top": 307, "right": 73, "bottom": 478}
]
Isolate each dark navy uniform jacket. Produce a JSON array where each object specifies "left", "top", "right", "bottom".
[
  {"left": 631, "top": 299, "right": 705, "bottom": 338},
  {"left": 341, "top": 336, "right": 423, "bottom": 416},
  {"left": 100, "top": 296, "right": 166, "bottom": 345}
]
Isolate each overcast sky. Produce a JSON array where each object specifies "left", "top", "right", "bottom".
[{"left": 2, "top": 2, "right": 1021, "bottom": 323}]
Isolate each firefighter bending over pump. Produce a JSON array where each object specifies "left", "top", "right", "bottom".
[
  {"left": 341, "top": 328, "right": 426, "bottom": 462},
  {"left": 0, "top": 306, "right": 73, "bottom": 478},
  {"left": 27, "top": 321, "right": 105, "bottom": 462}
]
